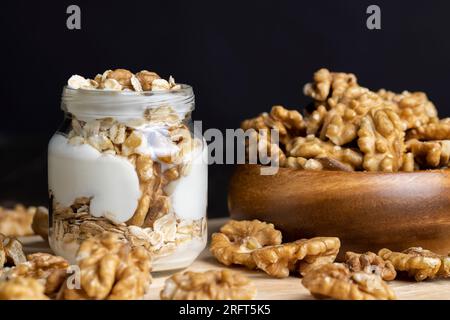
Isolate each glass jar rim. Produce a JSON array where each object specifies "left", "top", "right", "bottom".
[
  {"left": 63, "top": 83, "right": 193, "bottom": 96},
  {"left": 61, "top": 84, "right": 195, "bottom": 122}
]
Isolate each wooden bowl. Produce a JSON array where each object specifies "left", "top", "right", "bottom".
[{"left": 228, "top": 164, "right": 450, "bottom": 257}]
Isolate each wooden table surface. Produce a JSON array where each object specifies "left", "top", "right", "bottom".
[{"left": 21, "top": 218, "right": 450, "bottom": 300}]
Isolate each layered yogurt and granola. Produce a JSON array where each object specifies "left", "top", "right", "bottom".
[{"left": 48, "top": 69, "right": 207, "bottom": 271}]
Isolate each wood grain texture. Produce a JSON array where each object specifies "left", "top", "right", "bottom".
[
  {"left": 228, "top": 165, "right": 450, "bottom": 257},
  {"left": 20, "top": 218, "right": 450, "bottom": 300}
]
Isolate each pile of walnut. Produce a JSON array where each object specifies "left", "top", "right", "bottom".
[
  {"left": 0, "top": 232, "right": 152, "bottom": 300},
  {"left": 210, "top": 220, "right": 450, "bottom": 300},
  {"left": 68, "top": 69, "right": 180, "bottom": 92},
  {"left": 242, "top": 68, "right": 450, "bottom": 172}
]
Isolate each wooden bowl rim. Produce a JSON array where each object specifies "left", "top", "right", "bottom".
[{"left": 240, "top": 164, "right": 450, "bottom": 176}]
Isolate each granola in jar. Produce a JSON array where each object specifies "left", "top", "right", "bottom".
[{"left": 48, "top": 69, "right": 207, "bottom": 271}]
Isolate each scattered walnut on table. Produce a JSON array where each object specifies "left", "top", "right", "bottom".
[
  {"left": 59, "top": 232, "right": 152, "bottom": 300},
  {"left": 379, "top": 247, "right": 449, "bottom": 281},
  {"left": 0, "top": 277, "right": 49, "bottom": 300},
  {"left": 296, "top": 237, "right": 341, "bottom": 276},
  {"left": 210, "top": 220, "right": 282, "bottom": 269},
  {"left": 0, "top": 234, "right": 26, "bottom": 266},
  {"left": 406, "top": 139, "right": 450, "bottom": 168},
  {"left": 251, "top": 240, "right": 304, "bottom": 278},
  {"left": 302, "top": 263, "right": 396, "bottom": 300},
  {"left": 160, "top": 269, "right": 257, "bottom": 300},
  {"left": 0, "top": 205, "right": 35, "bottom": 237},
  {"left": 357, "top": 108, "right": 406, "bottom": 172},
  {"left": 250, "top": 237, "right": 340, "bottom": 278},
  {"left": 6, "top": 253, "right": 69, "bottom": 296},
  {"left": 345, "top": 251, "right": 397, "bottom": 281}
]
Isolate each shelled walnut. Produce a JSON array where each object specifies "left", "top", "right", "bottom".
[
  {"left": 318, "top": 88, "right": 391, "bottom": 146},
  {"left": 357, "top": 108, "right": 406, "bottom": 172},
  {"left": 378, "top": 90, "right": 438, "bottom": 130},
  {"left": 0, "top": 277, "right": 49, "bottom": 300},
  {"left": 251, "top": 237, "right": 340, "bottom": 278},
  {"left": 305, "top": 105, "right": 328, "bottom": 135},
  {"left": 286, "top": 135, "right": 363, "bottom": 170},
  {"left": 160, "top": 269, "right": 257, "bottom": 300},
  {"left": 0, "top": 234, "right": 26, "bottom": 266},
  {"left": 295, "top": 237, "right": 341, "bottom": 275},
  {"left": 0, "top": 205, "right": 35, "bottom": 237},
  {"left": 210, "top": 220, "right": 282, "bottom": 269},
  {"left": 251, "top": 240, "right": 303, "bottom": 278},
  {"left": 406, "top": 118, "right": 450, "bottom": 141},
  {"left": 302, "top": 263, "right": 396, "bottom": 300},
  {"left": 303, "top": 68, "right": 358, "bottom": 103},
  {"left": 136, "top": 70, "right": 160, "bottom": 91},
  {"left": 59, "top": 232, "right": 152, "bottom": 300},
  {"left": 345, "top": 251, "right": 396, "bottom": 281},
  {"left": 406, "top": 139, "right": 450, "bottom": 168},
  {"left": 241, "top": 105, "right": 305, "bottom": 145},
  {"left": 4, "top": 253, "right": 69, "bottom": 296},
  {"left": 378, "top": 247, "right": 449, "bottom": 281}
]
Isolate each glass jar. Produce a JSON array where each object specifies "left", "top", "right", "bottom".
[{"left": 48, "top": 85, "right": 208, "bottom": 271}]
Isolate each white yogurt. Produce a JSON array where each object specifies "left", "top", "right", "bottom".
[
  {"left": 48, "top": 134, "right": 141, "bottom": 224},
  {"left": 165, "top": 142, "right": 208, "bottom": 220}
]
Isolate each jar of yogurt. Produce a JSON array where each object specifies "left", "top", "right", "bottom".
[{"left": 48, "top": 69, "right": 208, "bottom": 271}]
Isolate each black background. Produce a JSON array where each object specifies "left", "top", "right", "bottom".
[{"left": 1, "top": 0, "right": 450, "bottom": 217}]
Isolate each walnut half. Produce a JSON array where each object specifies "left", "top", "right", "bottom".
[
  {"left": 160, "top": 269, "right": 257, "bottom": 300},
  {"left": 357, "top": 108, "right": 406, "bottom": 172},
  {"left": 59, "top": 232, "right": 152, "bottom": 300},
  {"left": 251, "top": 237, "right": 340, "bottom": 278},
  {"left": 302, "top": 263, "right": 396, "bottom": 300},
  {"left": 0, "top": 277, "right": 49, "bottom": 300},
  {"left": 0, "top": 234, "right": 26, "bottom": 267},
  {"left": 379, "top": 247, "right": 449, "bottom": 281},
  {"left": 7, "top": 253, "right": 69, "bottom": 296},
  {"left": 210, "top": 220, "right": 282, "bottom": 269},
  {"left": 345, "top": 251, "right": 397, "bottom": 281}
]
